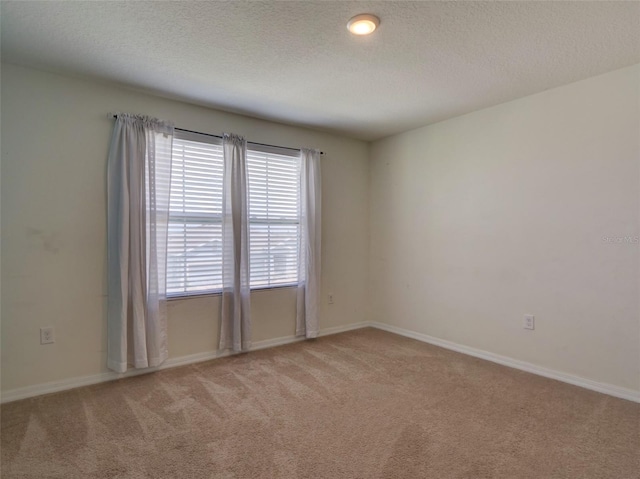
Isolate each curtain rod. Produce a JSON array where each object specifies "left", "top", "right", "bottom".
[{"left": 109, "top": 114, "right": 324, "bottom": 155}]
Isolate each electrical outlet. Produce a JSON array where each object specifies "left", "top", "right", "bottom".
[
  {"left": 40, "top": 327, "right": 55, "bottom": 344},
  {"left": 523, "top": 315, "right": 535, "bottom": 330},
  {"left": 328, "top": 293, "right": 334, "bottom": 304}
]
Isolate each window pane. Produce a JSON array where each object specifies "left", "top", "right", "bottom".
[
  {"left": 247, "top": 147, "right": 300, "bottom": 288},
  {"left": 167, "top": 135, "right": 223, "bottom": 295}
]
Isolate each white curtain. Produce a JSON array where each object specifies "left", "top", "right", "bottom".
[
  {"left": 219, "top": 133, "right": 252, "bottom": 351},
  {"left": 296, "top": 148, "right": 322, "bottom": 338},
  {"left": 107, "top": 114, "right": 174, "bottom": 373}
]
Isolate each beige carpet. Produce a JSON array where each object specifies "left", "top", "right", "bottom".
[{"left": 1, "top": 328, "right": 639, "bottom": 478}]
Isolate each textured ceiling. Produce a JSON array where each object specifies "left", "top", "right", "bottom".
[{"left": 2, "top": 1, "right": 639, "bottom": 140}]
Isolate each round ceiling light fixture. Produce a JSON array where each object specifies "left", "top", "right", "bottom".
[{"left": 347, "top": 14, "right": 380, "bottom": 36}]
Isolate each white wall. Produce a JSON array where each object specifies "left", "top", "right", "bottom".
[
  {"left": 1, "top": 63, "right": 370, "bottom": 392},
  {"left": 3, "top": 61, "right": 639, "bottom": 398},
  {"left": 370, "top": 65, "right": 640, "bottom": 392}
]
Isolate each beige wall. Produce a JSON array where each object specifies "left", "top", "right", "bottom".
[
  {"left": 3, "top": 61, "right": 639, "bottom": 397},
  {"left": 1, "top": 64, "right": 370, "bottom": 392},
  {"left": 370, "top": 64, "right": 640, "bottom": 391}
]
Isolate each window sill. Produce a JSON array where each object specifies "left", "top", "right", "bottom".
[{"left": 167, "top": 283, "right": 298, "bottom": 301}]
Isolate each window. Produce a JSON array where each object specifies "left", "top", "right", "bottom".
[
  {"left": 247, "top": 147, "right": 300, "bottom": 288},
  {"left": 167, "top": 132, "right": 224, "bottom": 295},
  {"left": 166, "top": 132, "right": 300, "bottom": 296}
]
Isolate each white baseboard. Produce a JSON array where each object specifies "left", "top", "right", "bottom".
[
  {"left": 369, "top": 322, "right": 640, "bottom": 404},
  {"left": 3, "top": 321, "right": 638, "bottom": 404},
  {"left": 317, "top": 321, "right": 371, "bottom": 337},
  {"left": 0, "top": 321, "right": 371, "bottom": 404}
]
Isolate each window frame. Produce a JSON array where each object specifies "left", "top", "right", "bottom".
[
  {"left": 166, "top": 131, "right": 224, "bottom": 298},
  {"left": 166, "top": 131, "right": 301, "bottom": 299}
]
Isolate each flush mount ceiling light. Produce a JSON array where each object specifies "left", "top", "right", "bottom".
[{"left": 347, "top": 14, "right": 380, "bottom": 36}]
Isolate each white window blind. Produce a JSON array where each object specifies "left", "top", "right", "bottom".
[
  {"left": 167, "top": 133, "right": 224, "bottom": 295},
  {"left": 247, "top": 146, "right": 300, "bottom": 289},
  {"left": 166, "top": 132, "right": 300, "bottom": 296}
]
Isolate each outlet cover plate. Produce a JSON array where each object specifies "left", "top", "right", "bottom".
[
  {"left": 523, "top": 315, "right": 535, "bottom": 330},
  {"left": 40, "top": 327, "right": 55, "bottom": 344}
]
